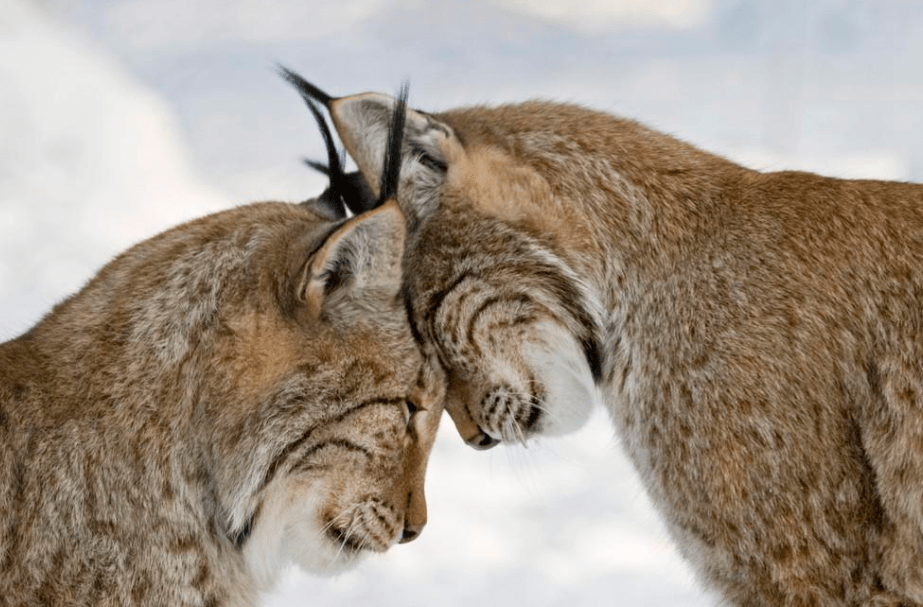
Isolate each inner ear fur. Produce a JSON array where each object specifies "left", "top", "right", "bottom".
[
  {"left": 330, "top": 93, "right": 458, "bottom": 221},
  {"left": 300, "top": 200, "right": 407, "bottom": 317}
]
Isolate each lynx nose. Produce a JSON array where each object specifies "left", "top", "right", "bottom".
[
  {"left": 465, "top": 431, "right": 500, "bottom": 450},
  {"left": 400, "top": 523, "right": 424, "bottom": 544},
  {"left": 401, "top": 489, "right": 427, "bottom": 544},
  {"left": 446, "top": 387, "right": 501, "bottom": 450}
]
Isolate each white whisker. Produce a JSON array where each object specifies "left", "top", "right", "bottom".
[
  {"left": 333, "top": 513, "right": 362, "bottom": 561},
  {"left": 324, "top": 502, "right": 359, "bottom": 534},
  {"left": 355, "top": 527, "right": 375, "bottom": 551},
  {"left": 507, "top": 415, "right": 528, "bottom": 447}
]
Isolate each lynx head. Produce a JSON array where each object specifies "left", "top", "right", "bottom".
[
  {"left": 282, "top": 70, "right": 605, "bottom": 451},
  {"left": 36, "top": 80, "right": 445, "bottom": 588},
  {"left": 216, "top": 84, "right": 445, "bottom": 583},
  {"left": 214, "top": 199, "right": 443, "bottom": 585}
]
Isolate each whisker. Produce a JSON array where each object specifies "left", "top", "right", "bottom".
[
  {"left": 507, "top": 388, "right": 553, "bottom": 416},
  {"left": 321, "top": 501, "right": 360, "bottom": 544},
  {"left": 512, "top": 417, "right": 529, "bottom": 447},
  {"left": 350, "top": 515, "right": 373, "bottom": 553},
  {"left": 355, "top": 527, "right": 375, "bottom": 552},
  {"left": 319, "top": 516, "right": 341, "bottom": 537},
  {"left": 500, "top": 414, "right": 523, "bottom": 447},
  {"left": 332, "top": 516, "right": 358, "bottom": 561}
]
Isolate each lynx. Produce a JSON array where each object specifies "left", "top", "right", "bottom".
[
  {"left": 0, "top": 88, "right": 444, "bottom": 606},
  {"left": 291, "top": 72, "right": 923, "bottom": 606}
]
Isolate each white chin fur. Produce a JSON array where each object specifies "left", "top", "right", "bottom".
[
  {"left": 523, "top": 320, "right": 600, "bottom": 437},
  {"left": 243, "top": 478, "right": 363, "bottom": 590}
]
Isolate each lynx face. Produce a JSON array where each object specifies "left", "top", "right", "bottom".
[
  {"left": 394, "top": 207, "right": 602, "bottom": 448},
  {"left": 0, "top": 189, "right": 443, "bottom": 602},
  {"left": 196, "top": 200, "right": 444, "bottom": 583},
  {"left": 323, "top": 94, "right": 606, "bottom": 449}
]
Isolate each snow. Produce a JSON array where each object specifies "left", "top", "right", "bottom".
[{"left": 3, "top": 1, "right": 922, "bottom": 605}]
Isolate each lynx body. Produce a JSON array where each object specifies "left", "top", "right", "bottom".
[{"left": 322, "top": 89, "right": 923, "bottom": 606}]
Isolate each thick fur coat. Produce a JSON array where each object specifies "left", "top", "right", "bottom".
[{"left": 320, "top": 87, "right": 923, "bottom": 606}]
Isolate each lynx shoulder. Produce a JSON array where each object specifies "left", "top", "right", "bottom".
[{"left": 305, "top": 78, "right": 923, "bottom": 606}]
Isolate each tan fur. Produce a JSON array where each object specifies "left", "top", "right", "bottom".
[
  {"left": 331, "top": 93, "right": 923, "bottom": 605},
  {"left": 0, "top": 198, "right": 444, "bottom": 606}
]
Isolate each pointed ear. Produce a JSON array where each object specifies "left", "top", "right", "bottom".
[
  {"left": 330, "top": 93, "right": 458, "bottom": 223},
  {"left": 301, "top": 200, "right": 406, "bottom": 317}
]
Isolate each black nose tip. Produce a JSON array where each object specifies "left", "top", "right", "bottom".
[
  {"left": 400, "top": 524, "right": 423, "bottom": 544},
  {"left": 466, "top": 432, "right": 500, "bottom": 451}
]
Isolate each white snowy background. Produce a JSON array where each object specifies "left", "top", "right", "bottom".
[{"left": 3, "top": 1, "right": 923, "bottom": 605}]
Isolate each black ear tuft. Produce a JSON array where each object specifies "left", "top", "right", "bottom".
[
  {"left": 340, "top": 172, "right": 378, "bottom": 215},
  {"left": 297, "top": 97, "right": 350, "bottom": 219},
  {"left": 302, "top": 98, "right": 344, "bottom": 190},
  {"left": 303, "top": 167, "right": 379, "bottom": 217},
  {"left": 284, "top": 70, "right": 411, "bottom": 217},
  {"left": 285, "top": 67, "right": 380, "bottom": 217},
  {"left": 377, "top": 81, "right": 410, "bottom": 206},
  {"left": 277, "top": 64, "right": 334, "bottom": 107}
]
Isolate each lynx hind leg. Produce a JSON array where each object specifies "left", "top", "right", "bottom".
[{"left": 861, "top": 351, "right": 923, "bottom": 603}]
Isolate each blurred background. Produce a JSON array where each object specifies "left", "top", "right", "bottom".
[{"left": 3, "top": 1, "right": 922, "bottom": 605}]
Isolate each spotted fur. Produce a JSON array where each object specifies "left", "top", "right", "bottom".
[
  {"left": 0, "top": 122, "right": 443, "bottom": 604},
  {"left": 319, "top": 85, "right": 923, "bottom": 605}
]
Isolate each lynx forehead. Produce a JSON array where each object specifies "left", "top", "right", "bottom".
[{"left": 306, "top": 76, "right": 923, "bottom": 606}]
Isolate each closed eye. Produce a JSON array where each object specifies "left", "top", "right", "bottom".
[
  {"left": 404, "top": 400, "right": 419, "bottom": 425},
  {"left": 403, "top": 400, "right": 424, "bottom": 439},
  {"left": 410, "top": 145, "right": 447, "bottom": 173}
]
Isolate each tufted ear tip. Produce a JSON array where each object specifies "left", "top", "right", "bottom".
[
  {"left": 276, "top": 64, "right": 335, "bottom": 108},
  {"left": 329, "top": 90, "right": 454, "bottom": 225},
  {"left": 329, "top": 93, "right": 402, "bottom": 198}
]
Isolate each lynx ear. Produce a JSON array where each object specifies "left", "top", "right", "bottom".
[
  {"left": 330, "top": 92, "right": 457, "bottom": 223},
  {"left": 302, "top": 200, "right": 406, "bottom": 317}
]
